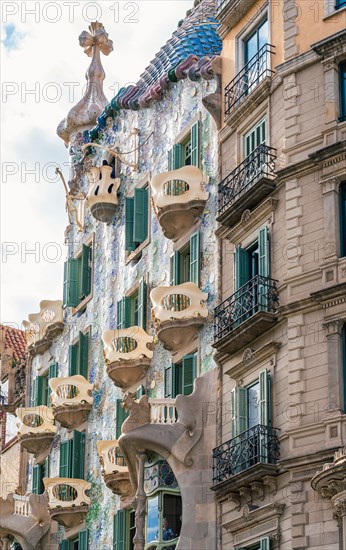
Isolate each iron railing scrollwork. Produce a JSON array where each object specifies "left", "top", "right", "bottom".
[
  {"left": 225, "top": 43, "right": 275, "bottom": 117},
  {"left": 212, "top": 424, "right": 280, "bottom": 485},
  {"left": 218, "top": 144, "right": 276, "bottom": 216},
  {"left": 214, "top": 275, "right": 279, "bottom": 342}
]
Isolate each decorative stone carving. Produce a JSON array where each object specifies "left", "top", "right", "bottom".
[
  {"left": 102, "top": 326, "right": 153, "bottom": 390},
  {"left": 122, "top": 393, "right": 151, "bottom": 433},
  {"left": 16, "top": 405, "right": 57, "bottom": 457},
  {"left": 23, "top": 300, "right": 64, "bottom": 355},
  {"left": 49, "top": 374, "right": 93, "bottom": 429},
  {"left": 97, "top": 440, "right": 134, "bottom": 499},
  {"left": 323, "top": 319, "right": 344, "bottom": 337},
  {"left": 150, "top": 165, "right": 209, "bottom": 241},
  {"left": 44, "top": 478, "right": 91, "bottom": 528},
  {"left": 86, "top": 164, "right": 120, "bottom": 223}
]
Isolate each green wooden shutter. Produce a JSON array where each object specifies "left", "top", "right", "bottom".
[
  {"left": 68, "top": 343, "right": 78, "bottom": 377},
  {"left": 125, "top": 197, "right": 136, "bottom": 252},
  {"left": 170, "top": 251, "right": 180, "bottom": 286},
  {"left": 63, "top": 258, "right": 79, "bottom": 308},
  {"left": 123, "top": 297, "right": 132, "bottom": 328},
  {"left": 168, "top": 148, "right": 173, "bottom": 171},
  {"left": 231, "top": 387, "right": 248, "bottom": 437},
  {"left": 260, "top": 537, "right": 271, "bottom": 550},
  {"left": 172, "top": 144, "right": 183, "bottom": 169},
  {"left": 258, "top": 226, "right": 270, "bottom": 278},
  {"left": 172, "top": 363, "right": 180, "bottom": 398},
  {"left": 78, "top": 332, "right": 89, "bottom": 379},
  {"left": 72, "top": 430, "right": 85, "bottom": 479},
  {"left": 79, "top": 529, "right": 89, "bottom": 550},
  {"left": 116, "top": 399, "right": 129, "bottom": 439},
  {"left": 113, "top": 510, "right": 127, "bottom": 550},
  {"left": 191, "top": 121, "right": 200, "bottom": 167},
  {"left": 133, "top": 188, "right": 148, "bottom": 243},
  {"left": 259, "top": 369, "right": 270, "bottom": 426},
  {"left": 59, "top": 440, "right": 72, "bottom": 478},
  {"left": 32, "top": 464, "right": 43, "bottom": 495},
  {"left": 190, "top": 232, "right": 200, "bottom": 286},
  {"left": 164, "top": 365, "right": 172, "bottom": 398},
  {"left": 59, "top": 541, "right": 70, "bottom": 550},
  {"left": 117, "top": 300, "right": 123, "bottom": 330},
  {"left": 80, "top": 244, "right": 92, "bottom": 300},
  {"left": 138, "top": 278, "right": 147, "bottom": 329},
  {"left": 234, "top": 247, "right": 250, "bottom": 291},
  {"left": 49, "top": 363, "right": 58, "bottom": 379},
  {"left": 182, "top": 354, "right": 196, "bottom": 396},
  {"left": 32, "top": 376, "right": 46, "bottom": 407}
]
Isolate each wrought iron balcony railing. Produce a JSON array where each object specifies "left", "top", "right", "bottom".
[
  {"left": 212, "top": 424, "right": 280, "bottom": 485},
  {"left": 225, "top": 44, "right": 275, "bottom": 117},
  {"left": 214, "top": 275, "right": 279, "bottom": 343},
  {"left": 218, "top": 144, "right": 276, "bottom": 217}
]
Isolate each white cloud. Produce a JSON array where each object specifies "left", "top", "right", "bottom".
[{"left": 1, "top": 0, "right": 192, "bottom": 325}]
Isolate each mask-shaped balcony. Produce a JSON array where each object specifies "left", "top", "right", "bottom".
[
  {"left": 23, "top": 300, "right": 64, "bottom": 355},
  {"left": 97, "top": 440, "right": 134, "bottom": 500},
  {"left": 150, "top": 282, "right": 208, "bottom": 352},
  {"left": 44, "top": 478, "right": 91, "bottom": 529},
  {"left": 16, "top": 405, "right": 57, "bottom": 458},
  {"left": 102, "top": 327, "right": 153, "bottom": 390},
  {"left": 86, "top": 164, "right": 120, "bottom": 223},
  {"left": 49, "top": 375, "right": 93, "bottom": 429},
  {"left": 150, "top": 165, "right": 209, "bottom": 241}
]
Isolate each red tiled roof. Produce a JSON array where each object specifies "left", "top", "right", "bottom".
[{"left": 0, "top": 325, "right": 27, "bottom": 361}]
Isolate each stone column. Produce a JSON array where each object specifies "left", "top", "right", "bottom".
[
  {"left": 321, "top": 177, "right": 342, "bottom": 261},
  {"left": 323, "top": 320, "right": 344, "bottom": 412},
  {"left": 133, "top": 450, "right": 147, "bottom": 550},
  {"left": 332, "top": 491, "right": 346, "bottom": 550}
]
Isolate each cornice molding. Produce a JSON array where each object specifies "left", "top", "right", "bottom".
[
  {"left": 225, "top": 342, "right": 281, "bottom": 380},
  {"left": 311, "top": 29, "right": 346, "bottom": 59},
  {"left": 217, "top": 198, "right": 278, "bottom": 242},
  {"left": 222, "top": 501, "right": 285, "bottom": 541}
]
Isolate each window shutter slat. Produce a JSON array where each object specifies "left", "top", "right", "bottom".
[
  {"left": 32, "top": 376, "right": 45, "bottom": 407},
  {"left": 133, "top": 188, "right": 148, "bottom": 243},
  {"left": 190, "top": 232, "right": 200, "bottom": 286},
  {"left": 164, "top": 365, "right": 172, "bottom": 398},
  {"left": 78, "top": 332, "right": 89, "bottom": 379},
  {"left": 32, "top": 464, "right": 43, "bottom": 495},
  {"left": 72, "top": 430, "right": 85, "bottom": 479},
  {"left": 123, "top": 297, "right": 132, "bottom": 329},
  {"left": 79, "top": 529, "right": 89, "bottom": 550},
  {"left": 125, "top": 197, "right": 136, "bottom": 252},
  {"left": 259, "top": 369, "right": 270, "bottom": 426},
  {"left": 182, "top": 353, "right": 196, "bottom": 396},
  {"left": 59, "top": 440, "right": 72, "bottom": 478},
  {"left": 68, "top": 344, "right": 78, "bottom": 377},
  {"left": 234, "top": 247, "right": 249, "bottom": 291},
  {"left": 113, "top": 510, "right": 127, "bottom": 550},
  {"left": 191, "top": 121, "right": 200, "bottom": 167},
  {"left": 116, "top": 399, "right": 129, "bottom": 439},
  {"left": 80, "top": 244, "right": 92, "bottom": 300},
  {"left": 172, "top": 144, "right": 183, "bottom": 169},
  {"left": 171, "top": 363, "right": 178, "bottom": 398},
  {"left": 63, "top": 258, "right": 79, "bottom": 308},
  {"left": 138, "top": 277, "right": 147, "bottom": 329},
  {"left": 232, "top": 387, "right": 248, "bottom": 437},
  {"left": 258, "top": 226, "right": 270, "bottom": 278}
]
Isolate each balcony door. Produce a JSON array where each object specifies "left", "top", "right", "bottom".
[{"left": 244, "top": 19, "right": 269, "bottom": 94}]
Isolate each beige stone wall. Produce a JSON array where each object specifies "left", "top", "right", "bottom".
[{"left": 0, "top": 441, "right": 23, "bottom": 498}]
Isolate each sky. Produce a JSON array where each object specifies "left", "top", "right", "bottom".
[{"left": 1, "top": 0, "right": 192, "bottom": 328}]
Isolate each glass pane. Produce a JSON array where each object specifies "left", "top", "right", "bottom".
[
  {"left": 245, "top": 31, "right": 257, "bottom": 63},
  {"left": 146, "top": 495, "right": 159, "bottom": 544},
  {"left": 248, "top": 382, "right": 260, "bottom": 428},
  {"left": 258, "top": 19, "right": 268, "bottom": 49},
  {"left": 162, "top": 494, "right": 182, "bottom": 542}
]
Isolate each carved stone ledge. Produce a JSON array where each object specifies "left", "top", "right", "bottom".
[{"left": 222, "top": 501, "right": 285, "bottom": 534}]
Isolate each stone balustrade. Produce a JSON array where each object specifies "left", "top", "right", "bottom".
[
  {"left": 16, "top": 405, "right": 57, "bottom": 457},
  {"left": 23, "top": 300, "right": 64, "bottom": 354},
  {"left": 149, "top": 398, "right": 177, "bottom": 425},
  {"left": 86, "top": 164, "right": 120, "bottom": 223},
  {"left": 13, "top": 495, "right": 30, "bottom": 517},
  {"left": 49, "top": 375, "right": 93, "bottom": 429},
  {"left": 97, "top": 440, "right": 134, "bottom": 499}
]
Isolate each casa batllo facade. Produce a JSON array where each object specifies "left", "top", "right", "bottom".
[{"left": 0, "top": 1, "right": 223, "bottom": 549}]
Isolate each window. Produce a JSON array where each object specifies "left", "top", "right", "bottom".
[
  {"left": 341, "top": 182, "right": 346, "bottom": 256},
  {"left": 244, "top": 19, "right": 268, "bottom": 65},
  {"left": 68, "top": 332, "right": 89, "bottom": 378},
  {"left": 244, "top": 118, "right": 266, "bottom": 158},
  {"left": 59, "top": 430, "right": 85, "bottom": 479},
  {"left": 235, "top": 538, "right": 270, "bottom": 550},
  {"left": 63, "top": 243, "right": 92, "bottom": 309},
  {"left": 125, "top": 187, "right": 149, "bottom": 252},
  {"left": 231, "top": 370, "right": 271, "bottom": 435},
  {"left": 340, "top": 62, "right": 346, "bottom": 122},
  {"left": 31, "top": 363, "right": 58, "bottom": 407},
  {"left": 164, "top": 353, "right": 197, "bottom": 398},
  {"left": 113, "top": 509, "right": 135, "bottom": 550},
  {"left": 32, "top": 457, "right": 49, "bottom": 495},
  {"left": 234, "top": 226, "right": 270, "bottom": 290},
  {"left": 168, "top": 121, "right": 200, "bottom": 170},
  {"left": 59, "top": 530, "right": 89, "bottom": 550},
  {"left": 117, "top": 277, "right": 147, "bottom": 330},
  {"left": 243, "top": 18, "right": 269, "bottom": 95},
  {"left": 145, "top": 492, "right": 182, "bottom": 548},
  {"left": 170, "top": 232, "right": 200, "bottom": 287}
]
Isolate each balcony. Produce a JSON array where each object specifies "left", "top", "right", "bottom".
[
  {"left": 97, "top": 440, "right": 134, "bottom": 499},
  {"left": 44, "top": 478, "right": 91, "bottom": 528},
  {"left": 23, "top": 300, "right": 64, "bottom": 355},
  {"left": 149, "top": 398, "right": 178, "bottom": 424},
  {"left": 86, "top": 163, "right": 120, "bottom": 223},
  {"left": 217, "top": 145, "right": 276, "bottom": 227},
  {"left": 150, "top": 282, "right": 208, "bottom": 352},
  {"left": 49, "top": 375, "right": 93, "bottom": 429},
  {"left": 213, "top": 276, "right": 279, "bottom": 355},
  {"left": 212, "top": 425, "right": 280, "bottom": 499},
  {"left": 0, "top": 493, "right": 50, "bottom": 549},
  {"left": 150, "top": 165, "right": 209, "bottom": 241},
  {"left": 225, "top": 44, "right": 275, "bottom": 123},
  {"left": 102, "top": 326, "right": 153, "bottom": 390},
  {"left": 16, "top": 405, "right": 57, "bottom": 458}
]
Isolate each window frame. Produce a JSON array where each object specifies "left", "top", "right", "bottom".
[
  {"left": 65, "top": 234, "right": 94, "bottom": 315},
  {"left": 68, "top": 329, "right": 90, "bottom": 380},
  {"left": 235, "top": 7, "right": 269, "bottom": 76},
  {"left": 339, "top": 61, "right": 346, "bottom": 123},
  {"left": 340, "top": 181, "right": 346, "bottom": 257},
  {"left": 125, "top": 177, "right": 151, "bottom": 264}
]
